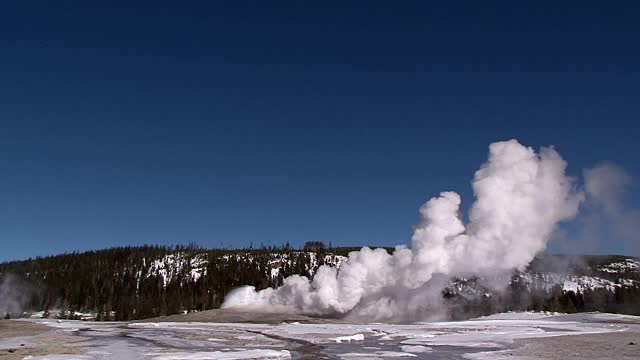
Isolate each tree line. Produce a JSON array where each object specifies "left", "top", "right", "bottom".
[
  {"left": 0, "top": 245, "right": 638, "bottom": 321},
  {"left": 0, "top": 243, "right": 353, "bottom": 320}
]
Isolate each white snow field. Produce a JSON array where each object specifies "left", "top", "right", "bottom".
[{"left": 1, "top": 312, "right": 639, "bottom": 359}]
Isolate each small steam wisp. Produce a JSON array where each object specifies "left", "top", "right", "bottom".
[
  {"left": 0, "top": 274, "right": 29, "bottom": 318},
  {"left": 223, "top": 140, "right": 583, "bottom": 322}
]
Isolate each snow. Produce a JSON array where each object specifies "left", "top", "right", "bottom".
[
  {"left": 335, "top": 334, "right": 365, "bottom": 343},
  {"left": 516, "top": 271, "right": 638, "bottom": 293},
  {"left": 29, "top": 310, "right": 48, "bottom": 318},
  {"left": 147, "top": 349, "right": 291, "bottom": 359},
  {"left": 471, "top": 311, "right": 564, "bottom": 321},
  {"left": 400, "top": 345, "right": 432, "bottom": 353},
  {"left": 27, "top": 310, "right": 97, "bottom": 321},
  {"left": 561, "top": 275, "right": 632, "bottom": 292},
  {"left": 143, "top": 251, "right": 347, "bottom": 285},
  {"left": 23, "top": 356, "right": 92, "bottom": 360},
  {"left": 597, "top": 258, "right": 640, "bottom": 273},
  {"left": 3, "top": 312, "right": 637, "bottom": 359},
  {"left": 306, "top": 253, "right": 347, "bottom": 276},
  {"left": 72, "top": 311, "right": 98, "bottom": 320},
  {"left": 340, "top": 351, "right": 416, "bottom": 358},
  {"left": 146, "top": 253, "right": 208, "bottom": 287}
]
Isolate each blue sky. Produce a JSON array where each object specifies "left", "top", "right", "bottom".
[{"left": 1, "top": 2, "right": 639, "bottom": 261}]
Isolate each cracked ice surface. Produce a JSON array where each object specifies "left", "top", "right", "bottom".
[{"left": 2, "top": 312, "right": 638, "bottom": 359}]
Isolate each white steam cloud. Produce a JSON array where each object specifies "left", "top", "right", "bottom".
[
  {"left": 583, "top": 163, "right": 640, "bottom": 254},
  {"left": 585, "top": 163, "right": 631, "bottom": 214},
  {"left": 0, "top": 274, "right": 29, "bottom": 317},
  {"left": 222, "top": 140, "right": 584, "bottom": 322}
]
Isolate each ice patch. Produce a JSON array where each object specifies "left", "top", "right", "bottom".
[
  {"left": 340, "top": 351, "right": 416, "bottom": 358},
  {"left": 23, "top": 356, "right": 92, "bottom": 360},
  {"left": 335, "top": 334, "right": 365, "bottom": 343},
  {"left": 147, "top": 349, "right": 291, "bottom": 359},
  {"left": 6, "top": 314, "right": 637, "bottom": 360},
  {"left": 471, "top": 311, "right": 563, "bottom": 321},
  {"left": 400, "top": 345, "right": 432, "bottom": 353}
]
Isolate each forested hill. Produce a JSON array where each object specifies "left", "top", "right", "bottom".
[
  {"left": 0, "top": 243, "right": 353, "bottom": 321},
  {"left": 0, "top": 243, "right": 639, "bottom": 321}
]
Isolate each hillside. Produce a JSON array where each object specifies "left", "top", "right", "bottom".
[{"left": 0, "top": 244, "right": 638, "bottom": 321}]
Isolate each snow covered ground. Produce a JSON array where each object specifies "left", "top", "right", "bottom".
[{"left": 1, "top": 312, "right": 638, "bottom": 359}]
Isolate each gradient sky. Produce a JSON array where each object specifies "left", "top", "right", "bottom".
[{"left": 1, "top": 2, "right": 639, "bottom": 261}]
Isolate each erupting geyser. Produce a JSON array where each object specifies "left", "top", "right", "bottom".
[{"left": 222, "top": 140, "right": 584, "bottom": 322}]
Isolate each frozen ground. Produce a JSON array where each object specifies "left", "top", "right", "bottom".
[{"left": 1, "top": 312, "right": 639, "bottom": 359}]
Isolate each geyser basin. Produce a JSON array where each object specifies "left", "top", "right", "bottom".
[{"left": 223, "top": 140, "right": 584, "bottom": 322}]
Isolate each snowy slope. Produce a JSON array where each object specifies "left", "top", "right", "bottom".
[{"left": 143, "top": 252, "right": 347, "bottom": 288}]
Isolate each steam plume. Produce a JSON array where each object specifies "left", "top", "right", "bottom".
[
  {"left": 583, "top": 163, "right": 640, "bottom": 254},
  {"left": 0, "top": 274, "right": 29, "bottom": 317},
  {"left": 223, "top": 140, "right": 583, "bottom": 322}
]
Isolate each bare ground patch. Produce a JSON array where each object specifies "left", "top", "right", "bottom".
[
  {"left": 0, "top": 320, "right": 88, "bottom": 360},
  {"left": 470, "top": 329, "right": 640, "bottom": 360}
]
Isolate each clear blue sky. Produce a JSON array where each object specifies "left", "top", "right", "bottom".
[{"left": 1, "top": 2, "right": 639, "bottom": 261}]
